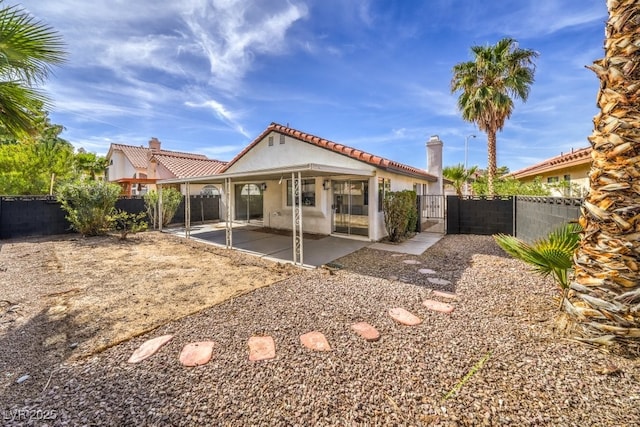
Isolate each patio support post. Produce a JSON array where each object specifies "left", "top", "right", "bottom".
[
  {"left": 225, "top": 178, "right": 232, "bottom": 249},
  {"left": 291, "top": 171, "right": 303, "bottom": 265},
  {"left": 185, "top": 182, "right": 191, "bottom": 239},
  {"left": 158, "top": 185, "right": 163, "bottom": 231}
]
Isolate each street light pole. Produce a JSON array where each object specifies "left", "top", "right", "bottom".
[{"left": 464, "top": 134, "right": 476, "bottom": 196}]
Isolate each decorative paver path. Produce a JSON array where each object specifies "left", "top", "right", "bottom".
[
  {"left": 433, "top": 290, "right": 458, "bottom": 300},
  {"left": 418, "top": 268, "right": 437, "bottom": 275},
  {"left": 402, "top": 260, "right": 422, "bottom": 265},
  {"left": 427, "top": 277, "right": 451, "bottom": 286},
  {"left": 128, "top": 335, "right": 174, "bottom": 364},
  {"left": 179, "top": 341, "right": 216, "bottom": 367},
  {"left": 423, "top": 299, "right": 455, "bottom": 314},
  {"left": 388, "top": 308, "right": 422, "bottom": 326},
  {"left": 248, "top": 336, "right": 276, "bottom": 361},
  {"left": 351, "top": 322, "right": 381, "bottom": 342},
  {"left": 300, "top": 331, "right": 332, "bottom": 351}
]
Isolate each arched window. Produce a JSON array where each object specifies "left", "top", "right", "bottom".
[{"left": 201, "top": 185, "right": 221, "bottom": 196}]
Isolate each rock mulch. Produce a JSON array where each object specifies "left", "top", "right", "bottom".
[{"left": 2, "top": 235, "right": 639, "bottom": 426}]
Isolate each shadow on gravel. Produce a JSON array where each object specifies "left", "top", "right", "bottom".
[
  {"left": 0, "top": 302, "right": 110, "bottom": 408},
  {"left": 333, "top": 234, "right": 511, "bottom": 293}
]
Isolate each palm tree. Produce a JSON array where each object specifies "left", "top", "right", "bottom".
[
  {"left": 451, "top": 38, "right": 538, "bottom": 196},
  {"left": 0, "top": 2, "right": 65, "bottom": 138},
  {"left": 443, "top": 163, "right": 478, "bottom": 197},
  {"left": 569, "top": 0, "right": 640, "bottom": 356}
]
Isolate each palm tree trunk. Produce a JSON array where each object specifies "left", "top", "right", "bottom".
[
  {"left": 486, "top": 130, "right": 498, "bottom": 196},
  {"left": 568, "top": 0, "right": 640, "bottom": 356}
]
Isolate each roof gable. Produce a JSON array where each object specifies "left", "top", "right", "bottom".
[{"left": 222, "top": 122, "right": 436, "bottom": 181}]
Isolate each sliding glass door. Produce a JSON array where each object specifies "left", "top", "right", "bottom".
[{"left": 332, "top": 180, "right": 369, "bottom": 236}]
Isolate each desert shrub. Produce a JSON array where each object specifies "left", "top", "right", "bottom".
[
  {"left": 57, "top": 181, "right": 121, "bottom": 236},
  {"left": 383, "top": 190, "right": 417, "bottom": 242},
  {"left": 144, "top": 187, "right": 183, "bottom": 227},
  {"left": 111, "top": 210, "right": 148, "bottom": 240}
]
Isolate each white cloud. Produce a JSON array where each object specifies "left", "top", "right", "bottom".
[{"left": 185, "top": 99, "right": 250, "bottom": 137}]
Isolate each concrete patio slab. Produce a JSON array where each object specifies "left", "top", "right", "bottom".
[{"left": 369, "top": 232, "right": 443, "bottom": 255}]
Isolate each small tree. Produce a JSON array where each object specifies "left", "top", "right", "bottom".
[
  {"left": 57, "top": 181, "right": 120, "bottom": 236},
  {"left": 111, "top": 210, "right": 148, "bottom": 240},
  {"left": 443, "top": 163, "right": 478, "bottom": 197},
  {"left": 383, "top": 190, "right": 417, "bottom": 242},
  {"left": 144, "top": 187, "right": 183, "bottom": 227}
]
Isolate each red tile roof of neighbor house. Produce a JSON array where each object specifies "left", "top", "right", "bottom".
[
  {"left": 110, "top": 143, "right": 210, "bottom": 169},
  {"left": 222, "top": 122, "right": 438, "bottom": 181},
  {"left": 507, "top": 147, "right": 592, "bottom": 179},
  {"left": 153, "top": 154, "right": 226, "bottom": 178}
]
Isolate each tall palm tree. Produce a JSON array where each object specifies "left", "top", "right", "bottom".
[
  {"left": 569, "top": 0, "right": 640, "bottom": 356},
  {"left": 0, "top": 2, "right": 65, "bottom": 138},
  {"left": 443, "top": 163, "right": 478, "bottom": 197},
  {"left": 451, "top": 38, "right": 538, "bottom": 196}
]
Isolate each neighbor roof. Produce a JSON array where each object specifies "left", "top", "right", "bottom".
[
  {"left": 109, "top": 143, "right": 209, "bottom": 170},
  {"left": 507, "top": 147, "right": 592, "bottom": 179},
  {"left": 221, "top": 122, "right": 437, "bottom": 181},
  {"left": 153, "top": 154, "right": 226, "bottom": 178}
]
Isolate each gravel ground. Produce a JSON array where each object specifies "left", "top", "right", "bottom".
[{"left": 2, "top": 235, "right": 639, "bottom": 426}]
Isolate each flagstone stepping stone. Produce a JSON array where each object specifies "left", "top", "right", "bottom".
[
  {"left": 427, "top": 277, "right": 451, "bottom": 286},
  {"left": 403, "top": 260, "right": 422, "bottom": 265},
  {"left": 418, "top": 268, "right": 437, "bottom": 275},
  {"left": 351, "top": 322, "right": 381, "bottom": 342},
  {"left": 248, "top": 336, "right": 276, "bottom": 361},
  {"left": 388, "top": 308, "right": 422, "bottom": 326},
  {"left": 433, "top": 290, "right": 458, "bottom": 300},
  {"left": 179, "top": 341, "right": 216, "bottom": 367},
  {"left": 300, "top": 331, "right": 332, "bottom": 351},
  {"left": 128, "top": 335, "right": 173, "bottom": 364},
  {"left": 423, "top": 299, "right": 455, "bottom": 314}
]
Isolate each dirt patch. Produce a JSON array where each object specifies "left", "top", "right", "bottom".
[{"left": 0, "top": 231, "right": 298, "bottom": 398}]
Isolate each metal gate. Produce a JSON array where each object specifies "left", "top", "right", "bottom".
[{"left": 417, "top": 194, "right": 445, "bottom": 233}]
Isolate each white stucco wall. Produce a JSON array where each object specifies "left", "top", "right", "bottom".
[{"left": 107, "top": 151, "right": 138, "bottom": 181}]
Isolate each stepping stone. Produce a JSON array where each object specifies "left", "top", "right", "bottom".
[
  {"left": 391, "top": 254, "right": 404, "bottom": 257},
  {"left": 403, "top": 260, "right": 422, "bottom": 265},
  {"left": 388, "top": 308, "right": 422, "bottom": 326},
  {"left": 423, "top": 299, "right": 455, "bottom": 314},
  {"left": 433, "top": 290, "right": 458, "bottom": 300},
  {"left": 418, "top": 268, "right": 437, "bottom": 275},
  {"left": 351, "top": 322, "right": 381, "bottom": 342},
  {"left": 179, "top": 341, "right": 215, "bottom": 367},
  {"left": 427, "top": 277, "right": 451, "bottom": 286},
  {"left": 300, "top": 331, "right": 331, "bottom": 351},
  {"left": 248, "top": 336, "right": 276, "bottom": 361},
  {"left": 128, "top": 335, "right": 173, "bottom": 364}
]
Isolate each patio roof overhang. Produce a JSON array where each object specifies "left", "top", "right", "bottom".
[{"left": 156, "top": 163, "right": 376, "bottom": 186}]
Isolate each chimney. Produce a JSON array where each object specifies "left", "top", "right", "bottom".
[
  {"left": 149, "top": 137, "right": 161, "bottom": 152},
  {"left": 426, "top": 135, "right": 443, "bottom": 195}
]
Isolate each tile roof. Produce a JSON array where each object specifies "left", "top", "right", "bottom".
[
  {"left": 110, "top": 143, "right": 209, "bottom": 170},
  {"left": 222, "top": 122, "right": 437, "bottom": 181},
  {"left": 507, "top": 147, "right": 592, "bottom": 179},
  {"left": 153, "top": 154, "right": 226, "bottom": 178}
]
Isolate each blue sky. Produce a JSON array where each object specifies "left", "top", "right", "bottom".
[{"left": 21, "top": 0, "right": 607, "bottom": 173}]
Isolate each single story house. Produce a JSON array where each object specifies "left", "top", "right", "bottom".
[
  {"left": 157, "top": 123, "right": 445, "bottom": 252},
  {"left": 106, "top": 138, "right": 227, "bottom": 196},
  {"left": 506, "top": 147, "right": 591, "bottom": 197}
]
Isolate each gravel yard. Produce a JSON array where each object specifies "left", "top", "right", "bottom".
[{"left": 2, "top": 234, "right": 639, "bottom": 426}]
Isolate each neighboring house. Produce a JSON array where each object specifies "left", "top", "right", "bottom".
[
  {"left": 158, "top": 122, "right": 444, "bottom": 242},
  {"left": 506, "top": 147, "right": 591, "bottom": 197},
  {"left": 106, "top": 138, "right": 226, "bottom": 196}
]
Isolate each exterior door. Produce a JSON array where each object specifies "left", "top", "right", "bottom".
[
  {"left": 235, "top": 184, "right": 263, "bottom": 221},
  {"left": 332, "top": 180, "right": 369, "bottom": 236}
]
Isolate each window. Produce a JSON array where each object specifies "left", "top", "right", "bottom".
[
  {"left": 287, "top": 179, "right": 315, "bottom": 206},
  {"left": 563, "top": 174, "right": 571, "bottom": 182},
  {"left": 201, "top": 185, "right": 220, "bottom": 196},
  {"left": 547, "top": 176, "right": 559, "bottom": 183},
  {"left": 280, "top": 134, "right": 285, "bottom": 144},
  {"left": 268, "top": 136, "right": 274, "bottom": 146},
  {"left": 378, "top": 178, "right": 391, "bottom": 211}
]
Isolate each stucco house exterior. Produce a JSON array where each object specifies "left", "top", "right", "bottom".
[
  {"left": 106, "top": 138, "right": 226, "bottom": 196},
  {"left": 158, "top": 123, "right": 445, "bottom": 243},
  {"left": 506, "top": 147, "right": 591, "bottom": 197}
]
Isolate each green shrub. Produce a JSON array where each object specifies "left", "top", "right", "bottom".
[
  {"left": 144, "top": 187, "right": 183, "bottom": 227},
  {"left": 383, "top": 190, "right": 417, "bottom": 242},
  {"left": 111, "top": 210, "right": 148, "bottom": 240},
  {"left": 57, "top": 181, "right": 121, "bottom": 236}
]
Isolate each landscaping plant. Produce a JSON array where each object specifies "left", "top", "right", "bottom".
[
  {"left": 144, "top": 187, "right": 183, "bottom": 227},
  {"left": 111, "top": 210, "right": 148, "bottom": 240},
  {"left": 383, "top": 190, "right": 417, "bottom": 242},
  {"left": 57, "top": 180, "right": 121, "bottom": 236},
  {"left": 494, "top": 223, "right": 582, "bottom": 309}
]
